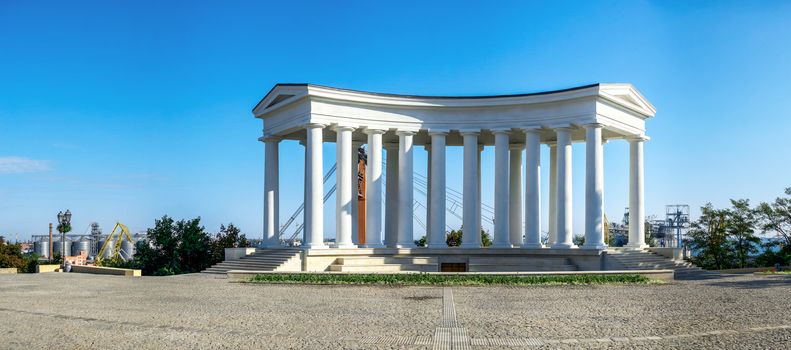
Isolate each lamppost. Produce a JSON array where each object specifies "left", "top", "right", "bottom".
[{"left": 56, "top": 210, "right": 72, "bottom": 266}]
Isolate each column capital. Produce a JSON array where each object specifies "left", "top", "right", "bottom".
[
  {"left": 522, "top": 127, "right": 542, "bottom": 135},
  {"left": 628, "top": 135, "right": 650, "bottom": 142},
  {"left": 395, "top": 130, "right": 417, "bottom": 136},
  {"left": 427, "top": 129, "right": 450, "bottom": 136},
  {"left": 362, "top": 128, "right": 387, "bottom": 135},
  {"left": 258, "top": 135, "right": 282, "bottom": 142},
  {"left": 553, "top": 126, "right": 574, "bottom": 132},
  {"left": 491, "top": 128, "right": 512, "bottom": 135},
  {"left": 305, "top": 123, "right": 327, "bottom": 129},
  {"left": 459, "top": 129, "right": 480, "bottom": 136},
  {"left": 509, "top": 143, "right": 526, "bottom": 150},
  {"left": 332, "top": 125, "right": 356, "bottom": 132},
  {"left": 582, "top": 123, "right": 605, "bottom": 129}
]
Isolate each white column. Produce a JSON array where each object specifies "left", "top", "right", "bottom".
[
  {"left": 333, "top": 126, "right": 356, "bottom": 248},
  {"left": 477, "top": 144, "right": 483, "bottom": 238},
  {"left": 351, "top": 141, "right": 361, "bottom": 246},
  {"left": 425, "top": 144, "right": 432, "bottom": 244},
  {"left": 384, "top": 142, "right": 399, "bottom": 248},
  {"left": 548, "top": 144, "right": 557, "bottom": 246},
  {"left": 583, "top": 124, "right": 607, "bottom": 249},
  {"left": 262, "top": 137, "right": 280, "bottom": 248},
  {"left": 304, "top": 124, "right": 327, "bottom": 249},
  {"left": 428, "top": 131, "right": 448, "bottom": 248},
  {"left": 509, "top": 143, "right": 524, "bottom": 247},
  {"left": 552, "top": 127, "right": 575, "bottom": 249},
  {"left": 493, "top": 130, "right": 511, "bottom": 248},
  {"left": 396, "top": 130, "right": 416, "bottom": 248},
  {"left": 523, "top": 129, "right": 542, "bottom": 248},
  {"left": 461, "top": 131, "right": 482, "bottom": 248},
  {"left": 363, "top": 129, "right": 385, "bottom": 248},
  {"left": 627, "top": 136, "right": 648, "bottom": 248}
]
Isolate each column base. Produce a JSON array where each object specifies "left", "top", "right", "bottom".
[
  {"left": 393, "top": 243, "right": 416, "bottom": 248},
  {"left": 581, "top": 243, "right": 608, "bottom": 250},
  {"left": 460, "top": 243, "right": 481, "bottom": 249},
  {"left": 427, "top": 243, "right": 447, "bottom": 248},
  {"left": 624, "top": 243, "right": 649, "bottom": 249},
  {"left": 360, "top": 243, "right": 384, "bottom": 248},
  {"left": 332, "top": 243, "right": 358, "bottom": 249},
  {"left": 521, "top": 243, "right": 544, "bottom": 249},
  {"left": 302, "top": 243, "right": 327, "bottom": 250},
  {"left": 259, "top": 243, "right": 284, "bottom": 249},
  {"left": 492, "top": 243, "right": 514, "bottom": 248},
  {"left": 551, "top": 242, "right": 577, "bottom": 249}
]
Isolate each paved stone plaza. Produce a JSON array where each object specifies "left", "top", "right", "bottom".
[{"left": 0, "top": 273, "right": 789, "bottom": 349}]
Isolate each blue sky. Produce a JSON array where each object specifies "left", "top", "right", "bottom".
[{"left": 1, "top": 1, "right": 790, "bottom": 241}]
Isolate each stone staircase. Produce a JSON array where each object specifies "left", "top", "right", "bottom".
[
  {"left": 606, "top": 249, "right": 706, "bottom": 279},
  {"left": 467, "top": 256, "right": 578, "bottom": 272},
  {"left": 202, "top": 248, "right": 302, "bottom": 275},
  {"left": 329, "top": 256, "right": 438, "bottom": 272}
]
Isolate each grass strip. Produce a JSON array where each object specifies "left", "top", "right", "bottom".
[{"left": 247, "top": 273, "right": 656, "bottom": 285}]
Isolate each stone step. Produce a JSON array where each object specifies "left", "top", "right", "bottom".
[
  {"left": 213, "top": 262, "right": 280, "bottom": 268},
  {"left": 468, "top": 265, "right": 577, "bottom": 272},
  {"left": 328, "top": 264, "right": 438, "bottom": 272},
  {"left": 468, "top": 257, "right": 571, "bottom": 265},
  {"left": 239, "top": 257, "right": 297, "bottom": 263},
  {"left": 335, "top": 257, "right": 438, "bottom": 265}
]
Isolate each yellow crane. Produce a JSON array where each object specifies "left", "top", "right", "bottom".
[{"left": 96, "top": 222, "right": 133, "bottom": 264}]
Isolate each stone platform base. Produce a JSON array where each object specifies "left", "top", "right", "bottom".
[{"left": 296, "top": 248, "right": 615, "bottom": 273}]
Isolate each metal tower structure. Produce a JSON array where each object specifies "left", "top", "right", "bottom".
[{"left": 665, "top": 204, "right": 690, "bottom": 248}]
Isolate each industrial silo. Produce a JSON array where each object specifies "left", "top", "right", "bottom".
[
  {"left": 51, "top": 238, "right": 63, "bottom": 256},
  {"left": 99, "top": 239, "right": 115, "bottom": 259},
  {"left": 71, "top": 239, "right": 91, "bottom": 257},
  {"left": 34, "top": 240, "right": 50, "bottom": 258},
  {"left": 120, "top": 239, "right": 135, "bottom": 261}
]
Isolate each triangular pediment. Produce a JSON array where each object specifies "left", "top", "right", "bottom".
[
  {"left": 599, "top": 84, "right": 657, "bottom": 117},
  {"left": 252, "top": 84, "right": 310, "bottom": 116}
]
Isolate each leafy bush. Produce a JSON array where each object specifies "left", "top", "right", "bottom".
[{"left": 248, "top": 273, "right": 654, "bottom": 285}]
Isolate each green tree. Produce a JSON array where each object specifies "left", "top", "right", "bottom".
[
  {"left": 0, "top": 236, "right": 27, "bottom": 272},
  {"left": 756, "top": 188, "right": 791, "bottom": 250},
  {"left": 445, "top": 228, "right": 491, "bottom": 247},
  {"left": 756, "top": 187, "right": 791, "bottom": 266},
  {"left": 133, "top": 216, "right": 213, "bottom": 276},
  {"left": 210, "top": 223, "right": 250, "bottom": 264},
  {"left": 413, "top": 235, "right": 427, "bottom": 247},
  {"left": 727, "top": 199, "right": 761, "bottom": 268},
  {"left": 685, "top": 204, "right": 733, "bottom": 270}
]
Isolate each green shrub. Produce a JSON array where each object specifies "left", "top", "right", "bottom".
[{"left": 248, "top": 273, "right": 654, "bottom": 285}]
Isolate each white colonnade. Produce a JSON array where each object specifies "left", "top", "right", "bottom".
[{"left": 255, "top": 83, "right": 655, "bottom": 251}]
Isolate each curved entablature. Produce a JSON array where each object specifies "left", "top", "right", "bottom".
[{"left": 253, "top": 83, "right": 656, "bottom": 145}]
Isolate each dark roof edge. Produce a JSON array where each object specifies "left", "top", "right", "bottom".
[{"left": 253, "top": 83, "right": 601, "bottom": 113}]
